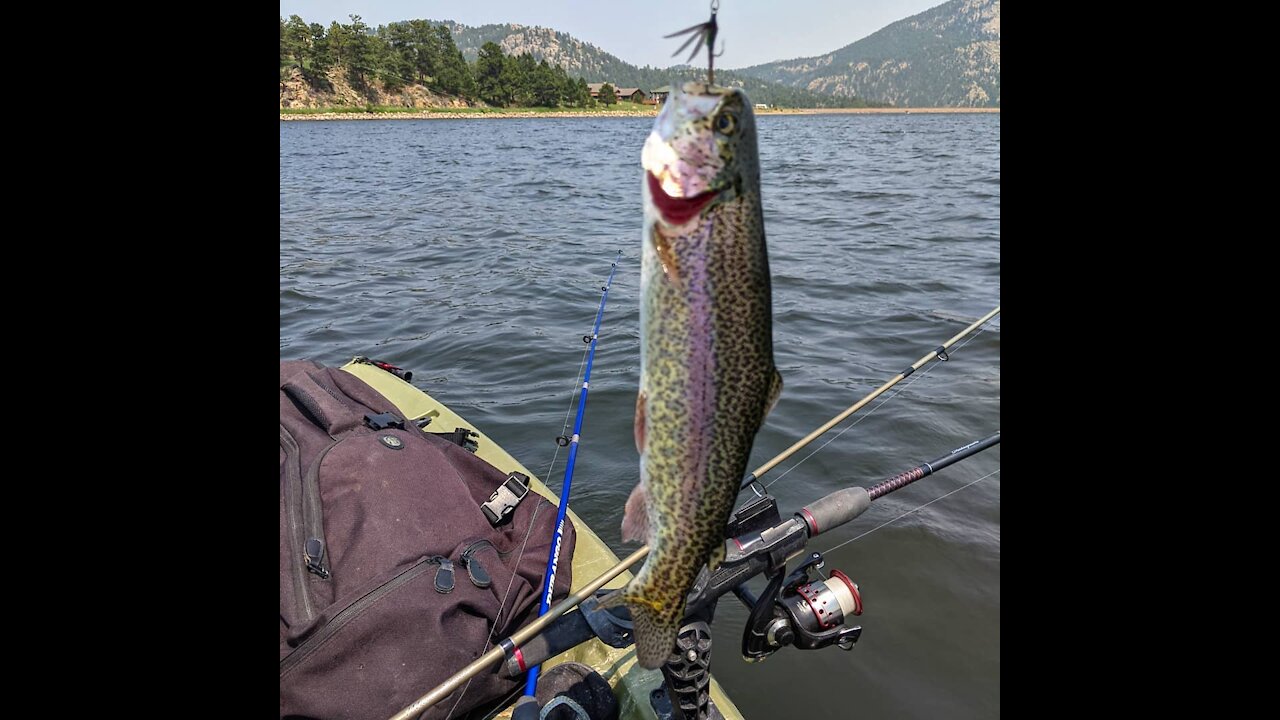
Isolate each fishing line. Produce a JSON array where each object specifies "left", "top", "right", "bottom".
[
  {"left": 544, "top": 348, "right": 589, "bottom": 482},
  {"left": 764, "top": 323, "right": 994, "bottom": 490},
  {"left": 544, "top": 250, "right": 626, "bottom": 481},
  {"left": 448, "top": 255, "right": 621, "bottom": 720},
  {"left": 523, "top": 251, "right": 623, "bottom": 701},
  {"left": 819, "top": 467, "right": 1001, "bottom": 556},
  {"left": 445, "top": 497, "right": 547, "bottom": 720}
]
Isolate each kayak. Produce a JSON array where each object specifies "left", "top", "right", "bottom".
[{"left": 341, "top": 359, "right": 745, "bottom": 720}]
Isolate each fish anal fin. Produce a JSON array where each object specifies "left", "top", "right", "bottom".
[
  {"left": 597, "top": 587, "right": 627, "bottom": 610},
  {"left": 621, "top": 481, "right": 651, "bottom": 543},
  {"left": 597, "top": 579, "right": 680, "bottom": 668}
]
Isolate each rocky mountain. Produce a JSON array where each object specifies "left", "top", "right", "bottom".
[
  {"left": 437, "top": 20, "right": 878, "bottom": 108},
  {"left": 279, "top": 66, "right": 472, "bottom": 110},
  {"left": 734, "top": 0, "right": 1000, "bottom": 107}
]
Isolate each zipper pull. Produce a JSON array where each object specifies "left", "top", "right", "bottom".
[
  {"left": 304, "top": 537, "right": 330, "bottom": 579},
  {"left": 461, "top": 545, "right": 493, "bottom": 588},
  {"left": 433, "top": 556, "right": 455, "bottom": 593}
]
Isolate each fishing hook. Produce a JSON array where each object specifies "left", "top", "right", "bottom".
[{"left": 665, "top": 0, "right": 720, "bottom": 84}]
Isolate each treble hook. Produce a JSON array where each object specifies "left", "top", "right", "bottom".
[{"left": 664, "top": 0, "right": 721, "bottom": 85}]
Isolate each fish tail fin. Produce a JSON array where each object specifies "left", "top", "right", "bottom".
[
  {"left": 621, "top": 480, "right": 651, "bottom": 543},
  {"left": 630, "top": 603, "right": 680, "bottom": 669}
]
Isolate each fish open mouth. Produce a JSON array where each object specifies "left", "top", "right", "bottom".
[{"left": 647, "top": 172, "right": 718, "bottom": 226}]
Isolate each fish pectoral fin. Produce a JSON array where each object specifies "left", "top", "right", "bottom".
[
  {"left": 621, "top": 481, "right": 651, "bottom": 543},
  {"left": 634, "top": 390, "right": 647, "bottom": 453},
  {"left": 651, "top": 226, "right": 681, "bottom": 282},
  {"left": 764, "top": 368, "right": 784, "bottom": 421}
]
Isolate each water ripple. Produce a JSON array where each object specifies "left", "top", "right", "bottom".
[{"left": 281, "top": 112, "right": 1000, "bottom": 720}]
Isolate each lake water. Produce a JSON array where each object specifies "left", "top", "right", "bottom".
[{"left": 281, "top": 112, "right": 1000, "bottom": 719}]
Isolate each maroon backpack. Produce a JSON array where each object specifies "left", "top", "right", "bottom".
[{"left": 280, "top": 360, "right": 574, "bottom": 719}]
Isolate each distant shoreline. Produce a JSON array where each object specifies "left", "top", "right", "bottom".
[
  {"left": 788, "top": 107, "right": 998, "bottom": 115},
  {"left": 279, "top": 107, "right": 999, "bottom": 122}
]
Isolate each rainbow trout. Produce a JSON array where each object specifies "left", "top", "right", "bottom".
[{"left": 601, "top": 82, "right": 782, "bottom": 669}]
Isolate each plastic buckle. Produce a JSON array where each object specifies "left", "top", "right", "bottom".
[
  {"left": 364, "top": 412, "right": 405, "bottom": 430},
  {"left": 482, "top": 472, "right": 531, "bottom": 526}
]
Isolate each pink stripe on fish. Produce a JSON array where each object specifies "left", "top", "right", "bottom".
[{"left": 682, "top": 215, "right": 715, "bottom": 498}]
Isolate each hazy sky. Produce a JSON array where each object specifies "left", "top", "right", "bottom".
[{"left": 278, "top": 0, "right": 945, "bottom": 69}]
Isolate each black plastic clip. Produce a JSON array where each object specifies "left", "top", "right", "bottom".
[
  {"left": 482, "top": 472, "right": 531, "bottom": 526},
  {"left": 431, "top": 427, "right": 479, "bottom": 452},
  {"left": 364, "top": 412, "right": 405, "bottom": 430}
]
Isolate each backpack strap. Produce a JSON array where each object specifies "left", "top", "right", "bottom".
[{"left": 281, "top": 371, "right": 367, "bottom": 437}]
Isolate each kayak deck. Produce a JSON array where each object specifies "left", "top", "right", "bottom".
[{"left": 341, "top": 361, "right": 743, "bottom": 720}]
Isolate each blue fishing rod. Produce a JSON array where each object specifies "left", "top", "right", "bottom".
[{"left": 515, "top": 251, "right": 623, "bottom": 718}]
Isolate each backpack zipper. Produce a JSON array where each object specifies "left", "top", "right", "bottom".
[
  {"left": 432, "top": 555, "right": 455, "bottom": 593},
  {"left": 281, "top": 554, "right": 448, "bottom": 677},
  {"left": 304, "top": 537, "right": 330, "bottom": 579},
  {"left": 281, "top": 425, "right": 317, "bottom": 621},
  {"left": 282, "top": 427, "right": 338, "bottom": 625},
  {"left": 298, "top": 441, "right": 337, "bottom": 584},
  {"left": 461, "top": 540, "right": 496, "bottom": 588}
]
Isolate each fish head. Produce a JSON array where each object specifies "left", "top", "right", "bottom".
[{"left": 642, "top": 82, "right": 759, "bottom": 227}]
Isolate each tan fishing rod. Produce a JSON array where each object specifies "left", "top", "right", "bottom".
[
  {"left": 388, "top": 305, "right": 999, "bottom": 720},
  {"left": 388, "top": 546, "right": 648, "bottom": 720},
  {"left": 742, "top": 304, "right": 1001, "bottom": 486}
]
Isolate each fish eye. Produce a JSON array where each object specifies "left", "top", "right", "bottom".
[{"left": 716, "top": 112, "right": 736, "bottom": 134}]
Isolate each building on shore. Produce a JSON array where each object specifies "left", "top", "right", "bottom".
[{"left": 587, "top": 83, "right": 648, "bottom": 104}]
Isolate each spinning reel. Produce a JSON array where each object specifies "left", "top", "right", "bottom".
[{"left": 741, "top": 551, "right": 862, "bottom": 661}]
